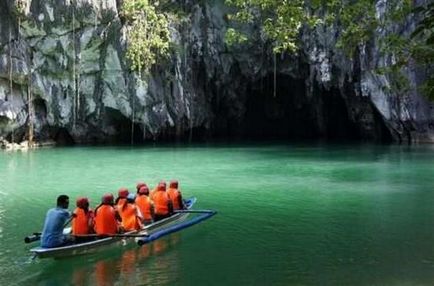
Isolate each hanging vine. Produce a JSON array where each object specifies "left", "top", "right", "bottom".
[
  {"left": 122, "top": 0, "right": 171, "bottom": 74},
  {"left": 121, "top": 0, "right": 172, "bottom": 144}
]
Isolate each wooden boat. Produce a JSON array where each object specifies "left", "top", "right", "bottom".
[{"left": 30, "top": 197, "right": 197, "bottom": 259}]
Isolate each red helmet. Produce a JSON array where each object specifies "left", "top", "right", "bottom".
[
  {"left": 169, "top": 180, "right": 178, "bottom": 189},
  {"left": 102, "top": 193, "right": 114, "bottom": 205},
  {"left": 76, "top": 197, "right": 89, "bottom": 209},
  {"left": 118, "top": 187, "right": 129, "bottom": 198},
  {"left": 138, "top": 185, "right": 149, "bottom": 195},
  {"left": 136, "top": 182, "right": 147, "bottom": 192},
  {"left": 158, "top": 181, "right": 166, "bottom": 191}
]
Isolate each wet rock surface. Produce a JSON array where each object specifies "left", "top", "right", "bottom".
[{"left": 0, "top": 0, "right": 432, "bottom": 144}]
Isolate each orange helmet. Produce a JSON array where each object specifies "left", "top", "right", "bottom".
[{"left": 118, "top": 187, "right": 129, "bottom": 198}]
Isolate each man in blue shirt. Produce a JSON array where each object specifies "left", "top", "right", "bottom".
[{"left": 40, "top": 195, "right": 72, "bottom": 248}]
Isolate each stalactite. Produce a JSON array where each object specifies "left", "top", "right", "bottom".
[
  {"left": 142, "top": 76, "right": 147, "bottom": 142},
  {"left": 131, "top": 72, "right": 140, "bottom": 146},
  {"left": 72, "top": 4, "right": 77, "bottom": 129},
  {"left": 77, "top": 52, "right": 80, "bottom": 119},
  {"left": 8, "top": 26, "right": 12, "bottom": 102},
  {"left": 184, "top": 42, "right": 193, "bottom": 142},
  {"left": 189, "top": 94, "right": 193, "bottom": 143},
  {"left": 8, "top": 25, "right": 14, "bottom": 143},
  {"left": 28, "top": 61, "right": 33, "bottom": 147},
  {"left": 131, "top": 87, "right": 135, "bottom": 146},
  {"left": 273, "top": 52, "right": 277, "bottom": 98}
]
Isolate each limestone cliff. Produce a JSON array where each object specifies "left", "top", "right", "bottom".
[{"left": 0, "top": 0, "right": 432, "bottom": 144}]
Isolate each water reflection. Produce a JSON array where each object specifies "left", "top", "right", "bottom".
[
  {"left": 61, "top": 234, "right": 181, "bottom": 286},
  {"left": 95, "top": 259, "right": 119, "bottom": 286},
  {"left": 121, "top": 234, "right": 180, "bottom": 285}
]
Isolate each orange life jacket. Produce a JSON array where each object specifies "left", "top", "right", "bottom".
[
  {"left": 152, "top": 190, "right": 170, "bottom": 216},
  {"left": 150, "top": 186, "right": 158, "bottom": 199},
  {"left": 119, "top": 203, "right": 141, "bottom": 231},
  {"left": 116, "top": 198, "right": 127, "bottom": 210},
  {"left": 72, "top": 207, "right": 94, "bottom": 235},
  {"left": 135, "top": 195, "right": 153, "bottom": 221},
  {"left": 94, "top": 205, "right": 118, "bottom": 235},
  {"left": 167, "top": 188, "right": 183, "bottom": 210}
]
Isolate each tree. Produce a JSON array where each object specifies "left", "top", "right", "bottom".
[
  {"left": 122, "top": 0, "right": 171, "bottom": 75},
  {"left": 225, "top": 0, "right": 434, "bottom": 100}
]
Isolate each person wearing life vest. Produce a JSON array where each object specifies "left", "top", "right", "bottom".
[
  {"left": 72, "top": 197, "right": 94, "bottom": 239},
  {"left": 94, "top": 193, "right": 121, "bottom": 235},
  {"left": 135, "top": 185, "right": 154, "bottom": 225},
  {"left": 167, "top": 180, "right": 185, "bottom": 210},
  {"left": 115, "top": 187, "right": 129, "bottom": 210},
  {"left": 119, "top": 193, "right": 143, "bottom": 231},
  {"left": 150, "top": 183, "right": 159, "bottom": 199},
  {"left": 40, "top": 195, "right": 73, "bottom": 248},
  {"left": 151, "top": 181, "right": 173, "bottom": 221},
  {"left": 136, "top": 182, "right": 147, "bottom": 193}
]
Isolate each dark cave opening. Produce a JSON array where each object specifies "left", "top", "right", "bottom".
[
  {"left": 103, "top": 107, "right": 144, "bottom": 144},
  {"left": 240, "top": 74, "right": 362, "bottom": 141},
  {"left": 54, "top": 127, "right": 74, "bottom": 145},
  {"left": 33, "top": 98, "right": 47, "bottom": 125},
  {"left": 319, "top": 86, "right": 361, "bottom": 141}
]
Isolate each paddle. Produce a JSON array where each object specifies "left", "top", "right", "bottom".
[
  {"left": 24, "top": 214, "right": 74, "bottom": 243},
  {"left": 73, "top": 232, "right": 150, "bottom": 238},
  {"left": 24, "top": 234, "right": 41, "bottom": 243},
  {"left": 173, "top": 209, "right": 216, "bottom": 214}
]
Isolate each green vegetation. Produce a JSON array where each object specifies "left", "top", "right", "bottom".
[
  {"left": 122, "top": 0, "right": 171, "bottom": 74},
  {"left": 225, "top": 0, "right": 434, "bottom": 100},
  {"left": 225, "top": 0, "right": 311, "bottom": 53},
  {"left": 12, "top": 0, "right": 26, "bottom": 17}
]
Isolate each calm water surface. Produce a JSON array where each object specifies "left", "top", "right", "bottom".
[{"left": 0, "top": 143, "right": 434, "bottom": 285}]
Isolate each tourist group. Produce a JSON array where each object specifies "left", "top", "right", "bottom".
[{"left": 40, "top": 180, "right": 184, "bottom": 248}]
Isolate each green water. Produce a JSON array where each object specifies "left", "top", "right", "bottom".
[{"left": 1, "top": 144, "right": 434, "bottom": 285}]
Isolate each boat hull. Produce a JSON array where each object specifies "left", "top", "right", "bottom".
[{"left": 30, "top": 197, "right": 196, "bottom": 259}]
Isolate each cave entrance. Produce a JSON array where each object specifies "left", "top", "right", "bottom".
[
  {"left": 33, "top": 98, "right": 47, "bottom": 122},
  {"left": 242, "top": 74, "right": 361, "bottom": 141},
  {"left": 242, "top": 74, "right": 318, "bottom": 140},
  {"left": 103, "top": 107, "right": 144, "bottom": 144},
  {"left": 318, "top": 85, "right": 361, "bottom": 140},
  {"left": 54, "top": 128, "right": 74, "bottom": 145}
]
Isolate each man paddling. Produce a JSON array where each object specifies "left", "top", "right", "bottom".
[{"left": 40, "top": 195, "right": 72, "bottom": 248}]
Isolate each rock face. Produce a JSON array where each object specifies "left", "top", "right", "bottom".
[{"left": 0, "top": 0, "right": 432, "bottom": 144}]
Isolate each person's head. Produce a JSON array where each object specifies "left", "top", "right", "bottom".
[
  {"left": 76, "top": 197, "right": 89, "bottom": 209},
  {"left": 118, "top": 188, "right": 129, "bottom": 199},
  {"left": 102, "top": 193, "right": 114, "bottom": 205},
  {"left": 138, "top": 185, "right": 150, "bottom": 196},
  {"left": 127, "top": 193, "right": 136, "bottom": 203},
  {"left": 169, "top": 180, "right": 178, "bottom": 189},
  {"left": 57, "top": 195, "right": 69, "bottom": 209},
  {"left": 136, "top": 182, "right": 147, "bottom": 192},
  {"left": 158, "top": 181, "right": 166, "bottom": 191}
]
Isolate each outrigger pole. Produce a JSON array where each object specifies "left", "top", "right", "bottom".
[{"left": 136, "top": 210, "right": 217, "bottom": 246}]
